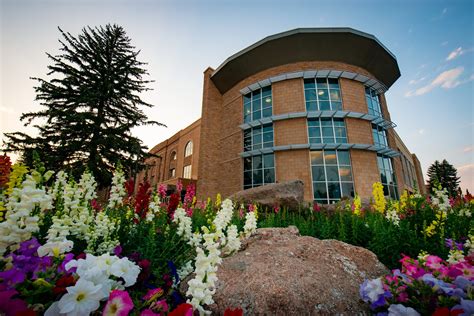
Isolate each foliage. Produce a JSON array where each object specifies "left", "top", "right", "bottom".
[
  {"left": 427, "top": 159, "right": 461, "bottom": 197},
  {"left": 3, "top": 24, "right": 164, "bottom": 188}
]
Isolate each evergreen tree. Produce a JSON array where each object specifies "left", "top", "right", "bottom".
[
  {"left": 427, "top": 159, "right": 460, "bottom": 197},
  {"left": 3, "top": 24, "right": 163, "bottom": 187}
]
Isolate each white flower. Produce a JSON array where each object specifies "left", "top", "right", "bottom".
[
  {"left": 222, "top": 224, "right": 241, "bottom": 255},
  {"left": 447, "top": 249, "right": 465, "bottom": 264},
  {"left": 57, "top": 279, "right": 103, "bottom": 316},
  {"left": 364, "top": 278, "right": 384, "bottom": 302},
  {"left": 173, "top": 208, "right": 193, "bottom": 241},
  {"left": 388, "top": 304, "right": 420, "bottom": 316},
  {"left": 177, "top": 260, "right": 194, "bottom": 281},
  {"left": 107, "top": 168, "right": 126, "bottom": 209},
  {"left": 243, "top": 211, "right": 257, "bottom": 237},
  {"left": 385, "top": 209, "right": 400, "bottom": 227},
  {"left": 37, "top": 239, "right": 73, "bottom": 257},
  {"left": 110, "top": 257, "right": 141, "bottom": 287},
  {"left": 213, "top": 199, "right": 233, "bottom": 238}
]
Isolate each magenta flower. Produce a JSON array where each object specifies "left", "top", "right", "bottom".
[
  {"left": 102, "top": 290, "right": 134, "bottom": 316},
  {"left": 158, "top": 184, "right": 167, "bottom": 198},
  {"left": 140, "top": 309, "right": 159, "bottom": 316},
  {"left": 0, "top": 290, "right": 28, "bottom": 316},
  {"left": 425, "top": 255, "right": 444, "bottom": 270}
]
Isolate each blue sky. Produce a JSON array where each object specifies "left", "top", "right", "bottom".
[{"left": 1, "top": 0, "right": 473, "bottom": 191}]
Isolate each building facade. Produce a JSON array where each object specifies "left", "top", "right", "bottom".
[{"left": 140, "top": 28, "right": 426, "bottom": 203}]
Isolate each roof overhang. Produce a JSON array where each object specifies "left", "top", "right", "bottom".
[{"left": 211, "top": 28, "right": 401, "bottom": 94}]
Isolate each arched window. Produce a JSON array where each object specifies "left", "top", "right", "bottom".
[
  {"left": 184, "top": 141, "right": 193, "bottom": 157},
  {"left": 171, "top": 151, "right": 177, "bottom": 160}
]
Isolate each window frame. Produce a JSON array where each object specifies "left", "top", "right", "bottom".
[
  {"left": 183, "top": 165, "right": 192, "bottom": 179},
  {"left": 243, "top": 86, "right": 272, "bottom": 123},
  {"left": 303, "top": 77, "right": 343, "bottom": 111},
  {"left": 243, "top": 153, "right": 275, "bottom": 189},
  {"left": 308, "top": 118, "right": 348, "bottom": 144}
]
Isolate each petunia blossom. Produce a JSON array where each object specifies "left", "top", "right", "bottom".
[{"left": 102, "top": 290, "right": 134, "bottom": 316}]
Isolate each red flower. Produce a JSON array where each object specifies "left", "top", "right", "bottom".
[
  {"left": 168, "top": 303, "right": 193, "bottom": 316},
  {"left": 137, "top": 259, "right": 151, "bottom": 283},
  {"left": 53, "top": 274, "right": 76, "bottom": 296},
  {"left": 0, "top": 155, "right": 12, "bottom": 189},
  {"left": 125, "top": 178, "right": 135, "bottom": 199},
  {"left": 224, "top": 307, "right": 243, "bottom": 316},
  {"left": 433, "top": 307, "right": 463, "bottom": 316},
  {"left": 313, "top": 202, "right": 321, "bottom": 212},
  {"left": 167, "top": 193, "right": 180, "bottom": 218},
  {"left": 15, "top": 310, "right": 37, "bottom": 316},
  {"left": 135, "top": 181, "right": 151, "bottom": 219}
]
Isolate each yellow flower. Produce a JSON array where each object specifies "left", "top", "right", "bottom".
[
  {"left": 400, "top": 190, "right": 409, "bottom": 211},
  {"left": 353, "top": 194, "right": 362, "bottom": 216},
  {"left": 372, "top": 182, "right": 386, "bottom": 213},
  {"left": 215, "top": 193, "right": 222, "bottom": 208},
  {"left": 6, "top": 163, "right": 29, "bottom": 195}
]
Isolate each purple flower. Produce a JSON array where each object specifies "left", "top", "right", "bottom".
[
  {"left": 18, "top": 238, "right": 41, "bottom": 257},
  {"left": 58, "top": 253, "right": 75, "bottom": 273},
  {"left": 114, "top": 245, "right": 123, "bottom": 257},
  {"left": 0, "top": 268, "right": 25, "bottom": 289},
  {"left": 0, "top": 290, "right": 28, "bottom": 316},
  {"left": 387, "top": 304, "right": 420, "bottom": 316},
  {"left": 445, "top": 238, "right": 464, "bottom": 250},
  {"left": 421, "top": 274, "right": 455, "bottom": 295},
  {"left": 452, "top": 298, "right": 474, "bottom": 316},
  {"left": 454, "top": 276, "right": 473, "bottom": 291}
]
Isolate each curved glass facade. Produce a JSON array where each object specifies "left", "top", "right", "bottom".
[
  {"left": 243, "top": 86, "right": 272, "bottom": 123},
  {"left": 304, "top": 78, "right": 342, "bottom": 111}
]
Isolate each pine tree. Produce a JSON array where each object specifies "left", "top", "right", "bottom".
[
  {"left": 427, "top": 159, "right": 460, "bottom": 197},
  {"left": 3, "top": 24, "right": 163, "bottom": 188}
]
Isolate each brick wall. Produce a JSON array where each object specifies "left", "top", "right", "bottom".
[{"left": 350, "top": 149, "right": 380, "bottom": 198}]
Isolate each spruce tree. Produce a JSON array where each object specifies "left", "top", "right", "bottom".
[
  {"left": 3, "top": 24, "right": 163, "bottom": 188},
  {"left": 427, "top": 159, "right": 460, "bottom": 197}
]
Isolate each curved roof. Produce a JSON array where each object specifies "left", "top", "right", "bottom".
[{"left": 211, "top": 28, "right": 400, "bottom": 94}]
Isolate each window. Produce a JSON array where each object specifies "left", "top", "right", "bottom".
[
  {"left": 243, "top": 86, "right": 272, "bottom": 123},
  {"left": 372, "top": 124, "right": 388, "bottom": 147},
  {"left": 311, "top": 150, "right": 355, "bottom": 204},
  {"left": 184, "top": 141, "right": 193, "bottom": 157},
  {"left": 365, "top": 87, "right": 383, "bottom": 117},
  {"left": 308, "top": 118, "right": 347, "bottom": 144},
  {"left": 243, "top": 153, "right": 275, "bottom": 189},
  {"left": 183, "top": 165, "right": 192, "bottom": 179},
  {"left": 377, "top": 154, "right": 399, "bottom": 199},
  {"left": 304, "top": 78, "right": 342, "bottom": 111},
  {"left": 243, "top": 124, "right": 274, "bottom": 151},
  {"left": 169, "top": 168, "right": 176, "bottom": 179},
  {"left": 171, "top": 151, "right": 177, "bottom": 160}
]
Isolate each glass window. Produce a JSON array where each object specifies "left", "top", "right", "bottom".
[
  {"left": 303, "top": 78, "right": 343, "bottom": 111},
  {"left": 169, "top": 168, "right": 176, "bottom": 179},
  {"left": 183, "top": 165, "right": 192, "bottom": 179},
  {"left": 311, "top": 150, "right": 355, "bottom": 204},
  {"left": 365, "top": 87, "right": 383, "bottom": 118},
  {"left": 377, "top": 154, "right": 399, "bottom": 200},
  {"left": 171, "top": 151, "right": 177, "bottom": 160},
  {"left": 243, "top": 153, "right": 275, "bottom": 189},
  {"left": 372, "top": 124, "right": 388, "bottom": 147},
  {"left": 243, "top": 86, "right": 272, "bottom": 122},
  {"left": 308, "top": 118, "right": 347, "bottom": 144},
  {"left": 184, "top": 141, "right": 193, "bottom": 157},
  {"left": 243, "top": 123, "right": 274, "bottom": 152}
]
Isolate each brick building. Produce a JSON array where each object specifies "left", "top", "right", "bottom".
[{"left": 139, "top": 28, "right": 426, "bottom": 203}]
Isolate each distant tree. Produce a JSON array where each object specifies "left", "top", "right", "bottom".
[
  {"left": 426, "top": 159, "right": 460, "bottom": 197},
  {"left": 3, "top": 24, "right": 163, "bottom": 188}
]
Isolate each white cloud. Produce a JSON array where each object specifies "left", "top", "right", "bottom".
[
  {"left": 408, "top": 77, "right": 426, "bottom": 85},
  {"left": 463, "top": 146, "right": 473, "bottom": 153},
  {"left": 447, "top": 47, "right": 463, "bottom": 60},
  {"left": 441, "top": 41, "right": 449, "bottom": 46},
  {"left": 418, "top": 129, "right": 425, "bottom": 135},
  {"left": 405, "top": 67, "right": 472, "bottom": 97}
]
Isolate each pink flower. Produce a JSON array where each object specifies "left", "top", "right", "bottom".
[
  {"left": 151, "top": 300, "right": 168, "bottom": 313},
  {"left": 176, "top": 180, "right": 183, "bottom": 193},
  {"left": 158, "top": 184, "right": 167, "bottom": 198},
  {"left": 426, "top": 255, "right": 444, "bottom": 270},
  {"left": 248, "top": 204, "right": 255, "bottom": 212},
  {"left": 102, "top": 290, "right": 134, "bottom": 316},
  {"left": 313, "top": 202, "right": 321, "bottom": 212},
  {"left": 140, "top": 309, "right": 159, "bottom": 316}
]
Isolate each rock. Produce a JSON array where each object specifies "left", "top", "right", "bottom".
[
  {"left": 208, "top": 226, "right": 388, "bottom": 315},
  {"left": 229, "top": 180, "right": 304, "bottom": 210}
]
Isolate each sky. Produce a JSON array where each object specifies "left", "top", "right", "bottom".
[{"left": 1, "top": 0, "right": 473, "bottom": 192}]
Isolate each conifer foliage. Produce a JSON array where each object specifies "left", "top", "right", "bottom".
[
  {"left": 427, "top": 159, "right": 460, "bottom": 197},
  {"left": 4, "top": 24, "right": 163, "bottom": 187}
]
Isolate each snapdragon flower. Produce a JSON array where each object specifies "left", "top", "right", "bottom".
[
  {"left": 385, "top": 209, "right": 400, "bottom": 227},
  {"left": 107, "top": 167, "right": 126, "bottom": 209},
  {"left": 0, "top": 175, "right": 52, "bottom": 255},
  {"left": 243, "top": 211, "right": 257, "bottom": 237},
  {"left": 86, "top": 211, "right": 119, "bottom": 254},
  {"left": 173, "top": 208, "right": 193, "bottom": 241},
  {"left": 222, "top": 224, "right": 241, "bottom": 255}
]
